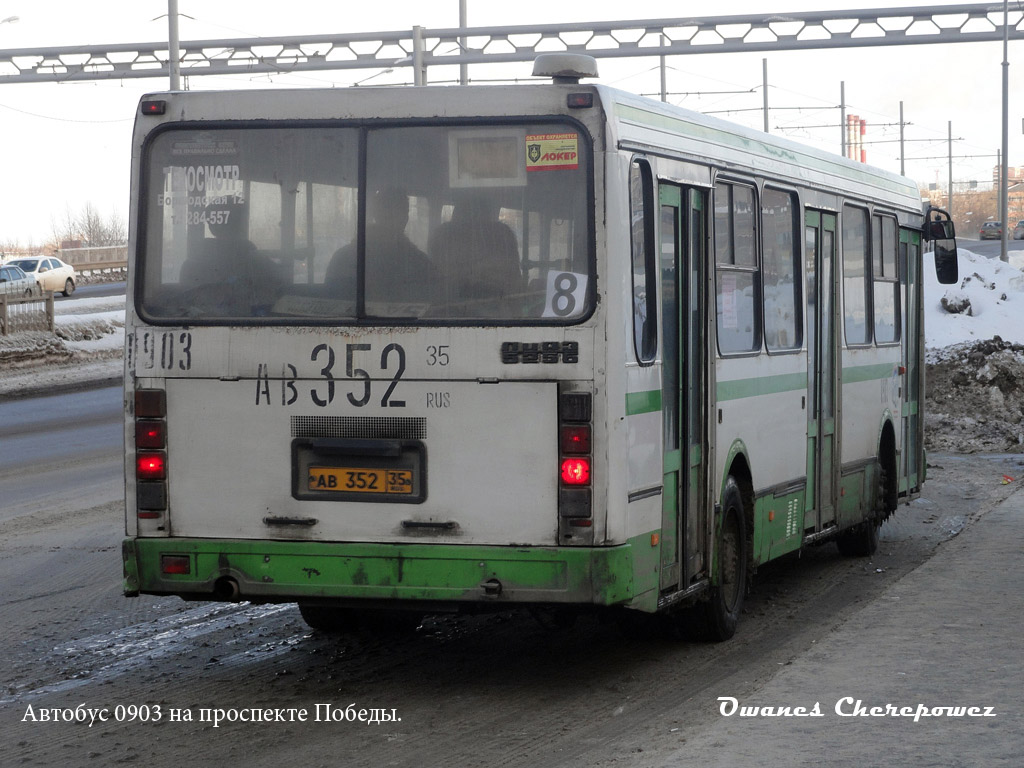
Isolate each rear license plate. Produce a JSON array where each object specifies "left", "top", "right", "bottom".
[
  {"left": 308, "top": 467, "right": 414, "bottom": 495},
  {"left": 292, "top": 437, "right": 425, "bottom": 504}
]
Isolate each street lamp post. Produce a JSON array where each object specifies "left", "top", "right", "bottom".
[
  {"left": 999, "top": 0, "right": 1010, "bottom": 262},
  {"left": 167, "top": 0, "right": 181, "bottom": 91}
]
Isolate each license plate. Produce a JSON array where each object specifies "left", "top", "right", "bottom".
[{"left": 307, "top": 467, "right": 414, "bottom": 495}]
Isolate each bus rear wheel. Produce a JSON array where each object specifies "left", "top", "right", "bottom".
[
  {"left": 836, "top": 520, "right": 880, "bottom": 557},
  {"left": 700, "top": 477, "right": 747, "bottom": 641},
  {"left": 298, "top": 603, "right": 354, "bottom": 633}
]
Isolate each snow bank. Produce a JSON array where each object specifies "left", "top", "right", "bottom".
[
  {"left": 924, "top": 247, "right": 1024, "bottom": 350},
  {"left": 923, "top": 248, "right": 1024, "bottom": 452}
]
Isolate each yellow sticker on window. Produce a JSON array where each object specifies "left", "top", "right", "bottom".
[{"left": 526, "top": 133, "right": 579, "bottom": 172}]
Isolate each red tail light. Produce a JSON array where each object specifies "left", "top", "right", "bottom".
[
  {"left": 560, "top": 457, "right": 591, "bottom": 485},
  {"left": 135, "top": 420, "right": 166, "bottom": 449},
  {"left": 560, "top": 424, "right": 591, "bottom": 454},
  {"left": 134, "top": 388, "right": 168, "bottom": 518},
  {"left": 160, "top": 554, "right": 191, "bottom": 575},
  {"left": 137, "top": 452, "right": 167, "bottom": 480},
  {"left": 558, "top": 391, "right": 593, "bottom": 538}
]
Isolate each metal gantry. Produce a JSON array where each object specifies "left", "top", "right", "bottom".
[{"left": 0, "top": 4, "right": 1022, "bottom": 84}]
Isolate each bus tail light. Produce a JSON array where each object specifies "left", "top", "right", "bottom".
[
  {"left": 160, "top": 554, "right": 191, "bottom": 575},
  {"left": 560, "top": 424, "right": 590, "bottom": 454},
  {"left": 136, "top": 420, "right": 166, "bottom": 449},
  {"left": 560, "top": 457, "right": 591, "bottom": 485},
  {"left": 559, "top": 391, "right": 593, "bottom": 538},
  {"left": 137, "top": 452, "right": 167, "bottom": 480},
  {"left": 135, "top": 389, "right": 168, "bottom": 519}
]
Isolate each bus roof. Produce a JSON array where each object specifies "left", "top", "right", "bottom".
[{"left": 598, "top": 84, "right": 922, "bottom": 212}]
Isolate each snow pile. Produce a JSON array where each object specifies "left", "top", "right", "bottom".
[
  {"left": 55, "top": 314, "right": 123, "bottom": 342},
  {"left": 924, "top": 248, "right": 1024, "bottom": 348},
  {"left": 0, "top": 330, "right": 73, "bottom": 367},
  {"left": 0, "top": 296, "right": 124, "bottom": 372},
  {"left": 923, "top": 248, "right": 1024, "bottom": 452},
  {"left": 926, "top": 337, "right": 1024, "bottom": 453}
]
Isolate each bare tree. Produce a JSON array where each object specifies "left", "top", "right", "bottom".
[{"left": 48, "top": 203, "right": 128, "bottom": 248}]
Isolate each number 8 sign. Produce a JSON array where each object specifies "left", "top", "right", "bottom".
[{"left": 542, "top": 271, "right": 588, "bottom": 318}]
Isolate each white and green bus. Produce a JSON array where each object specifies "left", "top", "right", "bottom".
[{"left": 121, "top": 54, "right": 958, "bottom": 639}]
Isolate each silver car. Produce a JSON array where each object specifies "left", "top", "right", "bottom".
[{"left": 0, "top": 263, "right": 38, "bottom": 297}]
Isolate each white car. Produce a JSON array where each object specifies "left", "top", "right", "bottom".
[
  {"left": 0, "top": 263, "right": 39, "bottom": 297},
  {"left": 6, "top": 256, "right": 76, "bottom": 296}
]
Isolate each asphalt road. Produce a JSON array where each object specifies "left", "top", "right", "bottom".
[
  {"left": 963, "top": 237, "right": 1024, "bottom": 260},
  {"left": 0, "top": 385, "right": 123, "bottom": 524},
  {"left": 1, "top": 444, "right": 1021, "bottom": 767},
  {"left": 57, "top": 280, "right": 126, "bottom": 301}
]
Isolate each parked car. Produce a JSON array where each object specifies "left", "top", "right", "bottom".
[
  {"left": 979, "top": 221, "right": 1002, "bottom": 240},
  {"left": 0, "top": 263, "right": 38, "bottom": 297},
  {"left": 1013, "top": 220, "right": 1024, "bottom": 240},
  {"left": 6, "top": 256, "right": 76, "bottom": 295}
]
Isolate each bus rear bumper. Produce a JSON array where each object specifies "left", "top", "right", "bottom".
[{"left": 122, "top": 537, "right": 648, "bottom": 609}]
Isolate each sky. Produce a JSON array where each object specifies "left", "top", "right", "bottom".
[{"left": 0, "top": 0, "right": 1021, "bottom": 247}]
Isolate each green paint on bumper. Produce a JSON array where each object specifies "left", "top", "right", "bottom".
[{"left": 123, "top": 537, "right": 649, "bottom": 609}]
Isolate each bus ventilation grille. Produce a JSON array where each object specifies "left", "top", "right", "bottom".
[{"left": 290, "top": 415, "right": 427, "bottom": 441}]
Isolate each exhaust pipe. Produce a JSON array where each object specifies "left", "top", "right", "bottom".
[{"left": 213, "top": 576, "right": 240, "bottom": 601}]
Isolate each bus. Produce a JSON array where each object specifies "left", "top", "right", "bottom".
[{"left": 121, "top": 53, "right": 958, "bottom": 640}]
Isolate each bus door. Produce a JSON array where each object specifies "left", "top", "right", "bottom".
[
  {"left": 658, "top": 184, "right": 709, "bottom": 589},
  {"left": 804, "top": 210, "right": 839, "bottom": 532},
  {"left": 900, "top": 229, "right": 924, "bottom": 492}
]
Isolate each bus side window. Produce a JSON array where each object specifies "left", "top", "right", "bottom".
[
  {"left": 873, "top": 215, "right": 900, "bottom": 344},
  {"left": 842, "top": 205, "right": 871, "bottom": 345},
  {"left": 715, "top": 181, "right": 761, "bottom": 354},
  {"left": 761, "top": 188, "right": 802, "bottom": 352},
  {"left": 630, "top": 159, "right": 657, "bottom": 363}
]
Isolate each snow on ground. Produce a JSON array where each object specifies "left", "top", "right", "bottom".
[
  {"left": 924, "top": 247, "right": 1024, "bottom": 350},
  {"left": 3, "top": 248, "right": 1024, "bottom": 451},
  {"left": 0, "top": 288, "right": 125, "bottom": 399},
  {"left": 922, "top": 248, "right": 1024, "bottom": 453}
]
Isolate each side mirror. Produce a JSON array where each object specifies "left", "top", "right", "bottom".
[
  {"left": 923, "top": 206, "right": 958, "bottom": 285},
  {"left": 925, "top": 219, "right": 955, "bottom": 240},
  {"left": 933, "top": 242, "right": 959, "bottom": 285}
]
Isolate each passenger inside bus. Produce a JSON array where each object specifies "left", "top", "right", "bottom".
[
  {"left": 428, "top": 195, "right": 523, "bottom": 310},
  {"left": 326, "top": 186, "right": 438, "bottom": 307},
  {"left": 179, "top": 199, "right": 281, "bottom": 315}
]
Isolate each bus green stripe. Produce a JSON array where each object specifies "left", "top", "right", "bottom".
[
  {"left": 717, "top": 372, "right": 806, "bottom": 402},
  {"left": 842, "top": 362, "right": 898, "bottom": 383},
  {"left": 626, "top": 389, "right": 661, "bottom": 415},
  {"left": 716, "top": 363, "right": 897, "bottom": 402}
]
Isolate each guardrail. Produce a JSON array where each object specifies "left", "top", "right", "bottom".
[
  {"left": 76, "top": 261, "right": 128, "bottom": 273},
  {"left": 0, "top": 291, "right": 55, "bottom": 336},
  {"left": 59, "top": 245, "right": 128, "bottom": 274}
]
